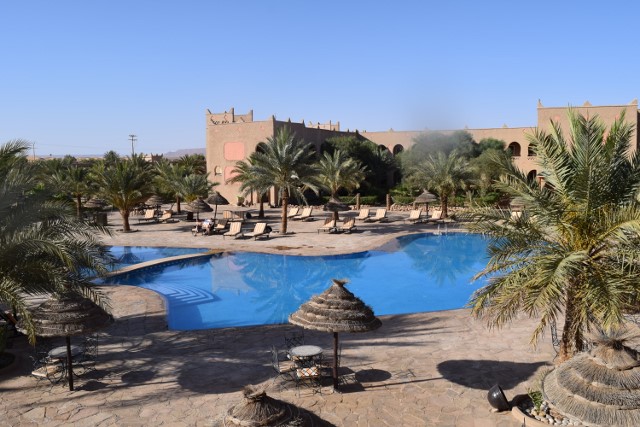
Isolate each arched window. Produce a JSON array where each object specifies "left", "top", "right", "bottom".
[
  {"left": 527, "top": 170, "right": 538, "bottom": 182},
  {"left": 527, "top": 145, "right": 536, "bottom": 156},
  {"left": 508, "top": 142, "right": 521, "bottom": 157},
  {"left": 214, "top": 166, "right": 222, "bottom": 176},
  {"left": 392, "top": 144, "right": 404, "bottom": 155},
  {"left": 378, "top": 145, "right": 390, "bottom": 154},
  {"left": 255, "top": 142, "right": 267, "bottom": 154}
]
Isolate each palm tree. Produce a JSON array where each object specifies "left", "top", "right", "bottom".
[
  {"left": 178, "top": 154, "right": 207, "bottom": 175},
  {"left": 92, "top": 158, "right": 153, "bottom": 232},
  {"left": 0, "top": 140, "right": 111, "bottom": 343},
  {"left": 153, "top": 159, "right": 189, "bottom": 213},
  {"left": 48, "top": 166, "right": 92, "bottom": 218},
  {"left": 250, "top": 127, "right": 320, "bottom": 234},
  {"left": 228, "top": 155, "right": 272, "bottom": 219},
  {"left": 466, "top": 111, "right": 640, "bottom": 361},
  {"left": 408, "top": 151, "right": 470, "bottom": 217},
  {"left": 174, "top": 173, "right": 217, "bottom": 205},
  {"left": 317, "top": 150, "right": 367, "bottom": 221}
]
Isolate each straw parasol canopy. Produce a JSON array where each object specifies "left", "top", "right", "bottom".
[
  {"left": 509, "top": 196, "right": 526, "bottom": 210},
  {"left": 146, "top": 194, "right": 165, "bottom": 207},
  {"left": 323, "top": 197, "right": 349, "bottom": 221},
  {"left": 542, "top": 329, "right": 640, "bottom": 427},
  {"left": 289, "top": 279, "right": 381, "bottom": 389},
  {"left": 16, "top": 292, "right": 113, "bottom": 391},
  {"left": 414, "top": 190, "right": 437, "bottom": 204},
  {"left": 83, "top": 197, "right": 107, "bottom": 209},
  {"left": 206, "top": 192, "right": 230, "bottom": 220},
  {"left": 217, "top": 386, "right": 324, "bottom": 427},
  {"left": 187, "top": 197, "right": 213, "bottom": 220},
  {"left": 413, "top": 190, "right": 437, "bottom": 211}
]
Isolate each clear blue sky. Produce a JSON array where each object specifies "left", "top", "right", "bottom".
[{"left": 2, "top": 1, "right": 639, "bottom": 156}]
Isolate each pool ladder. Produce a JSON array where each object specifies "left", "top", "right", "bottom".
[{"left": 436, "top": 222, "right": 449, "bottom": 235}]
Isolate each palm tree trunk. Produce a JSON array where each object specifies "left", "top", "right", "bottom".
[
  {"left": 258, "top": 196, "right": 265, "bottom": 218},
  {"left": 281, "top": 189, "right": 289, "bottom": 234},
  {"left": 76, "top": 195, "right": 82, "bottom": 218},
  {"left": 121, "top": 210, "right": 131, "bottom": 232},
  {"left": 441, "top": 195, "right": 449, "bottom": 218},
  {"left": 559, "top": 287, "right": 582, "bottom": 362},
  {"left": 176, "top": 196, "right": 181, "bottom": 214}
]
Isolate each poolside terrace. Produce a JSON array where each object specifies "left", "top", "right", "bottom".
[{"left": 0, "top": 207, "right": 555, "bottom": 426}]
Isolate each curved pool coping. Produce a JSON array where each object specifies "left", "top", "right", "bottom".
[
  {"left": 103, "top": 249, "right": 222, "bottom": 278},
  {"left": 102, "top": 229, "right": 469, "bottom": 278}
]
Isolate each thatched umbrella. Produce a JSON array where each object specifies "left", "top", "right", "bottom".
[
  {"left": 509, "top": 196, "right": 526, "bottom": 210},
  {"left": 323, "top": 197, "right": 349, "bottom": 222},
  {"left": 16, "top": 292, "right": 113, "bottom": 391},
  {"left": 146, "top": 194, "right": 164, "bottom": 208},
  {"left": 542, "top": 329, "right": 640, "bottom": 426},
  {"left": 289, "top": 279, "right": 381, "bottom": 389},
  {"left": 413, "top": 190, "right": 437, "bottom": 211},
  {"left": 83, "top": 197, "right": 107, "bottom": 209},
  {"left": 216, "top": 386, "right": 326, "bottom": 426},
  {"left": 206, "top": 192, "right": 230, "bottom": 220},
  {"left": 187, "top": 198, "right": 213, "bottom": 221}
]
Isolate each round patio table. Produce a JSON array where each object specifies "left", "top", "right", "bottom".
[
  {"left": 48, "top": 345, "right": 82, "bottom": 360},
  {"left": 289, "top": 345, "right": 322, "bottom": 359}
]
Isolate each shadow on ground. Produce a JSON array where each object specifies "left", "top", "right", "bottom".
[{"left": 437, "top": 359, "right": 550, "bottom": 390}]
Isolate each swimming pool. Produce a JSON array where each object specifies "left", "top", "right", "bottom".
[
  {"left": 107, "top": 246, "right": 209, "bottom": 268},
  {"left": 102, "top": 233, "right": 489, "bottom": 330}
]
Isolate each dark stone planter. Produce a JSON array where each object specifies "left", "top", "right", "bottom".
[{"left": 487, "top": 384, "right": 511, "bottom": 411}]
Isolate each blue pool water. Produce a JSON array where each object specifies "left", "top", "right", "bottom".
[{"left": 103, "top": 233, "right": 489, "bottom": 330}]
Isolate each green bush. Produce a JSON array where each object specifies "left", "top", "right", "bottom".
[{"left": 527, "top": 389, "right": 544, "bottom": 411}]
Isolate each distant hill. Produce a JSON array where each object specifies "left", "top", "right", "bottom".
[{"left": 163, "top": 147, "right": 205, "bottom": 158}]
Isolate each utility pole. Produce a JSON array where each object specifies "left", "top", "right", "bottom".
[{"left": 129, "top": 134, "right": 137, "bottom": 158}]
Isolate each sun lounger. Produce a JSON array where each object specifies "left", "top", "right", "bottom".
[
  {"left": 206, "top": 219, "right": 228, "bottom": 235},
  {"left": 337, "top": 218, "right": 356, "bottom": 233},
  {"left": 223, "top": 221, "right": 243, "bottom": 239},
  {"left": 137, "top": 209, "right": 157, "bottom": 223},
  {"left": 406, "top": 209, "right": 423, "bottom": 224},
  {"left": 355, "top": 208, "right": 370, "bottom": 221},
  {"left": 317, "top": 218, "right": 337, "bottom": 233},
  {"left": 243, "top": 222, "right": 270, "bottom": 240},
  {"left": 286, "top": 206, "right": 300, "bottom": 218},
  {"left": 292, "top": 207, "right": 313, "bottom": 221},
  {"left": 158, "top": 211, "right": 174, "bottom": 223},
  {"left": 365, "top": 208, "right": 387, "bottom": 222},
  {"left": 425, "top": 209, "right": 443, "bottom": 223}
]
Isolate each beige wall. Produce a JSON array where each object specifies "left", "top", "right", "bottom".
[
  {"left": 536, "top": 101, "right": 639, "bottom": 153},
  {"left": 206, "top": 109, "right": 353, "bottom": 203},
  {"left": 206, "top": 101, "right": 640, "bottom": 201}
]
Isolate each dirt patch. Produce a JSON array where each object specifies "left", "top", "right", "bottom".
[{"left": 271, "top": 246, "right": 302, "bottom": 251}]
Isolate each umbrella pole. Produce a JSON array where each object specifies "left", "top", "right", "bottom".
[
  {"left": 333, "top": 332, "right": 339, "bottom": 389},
  {"left": 214, "top": 204, "right": 218, "bottom": 220},
  {"left": 66, "top": 335, "right": 74, "bottom": 391}
]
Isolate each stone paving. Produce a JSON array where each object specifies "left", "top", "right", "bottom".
[{"left": 0, "top": 207, "right": 556, "bottom": 426}]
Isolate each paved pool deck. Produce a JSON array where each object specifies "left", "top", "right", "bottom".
[{"left": 0, "top": 207, "right": 555, "bottom": 426}]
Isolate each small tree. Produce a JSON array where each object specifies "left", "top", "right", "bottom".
[
  {"left": 0, "top": 140, "right": 111, "bottom": 343},
  {"left": 250, "top": 127, "right": 320, "bottom": 234},
  {"left": 92, "top": 158, "right": 153, "bottom": 232},
  {"left": 317, "top": 150, "right": 367, "bottom": 220},
  {"left": 467, "top": 111, "right": 640, "bottom": 361},
  {"left": 228, "top": 155, "right": 271, "bottom": 218},
  {"left": 406, "top": 151, "right": 470, "bottom": 217}
]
